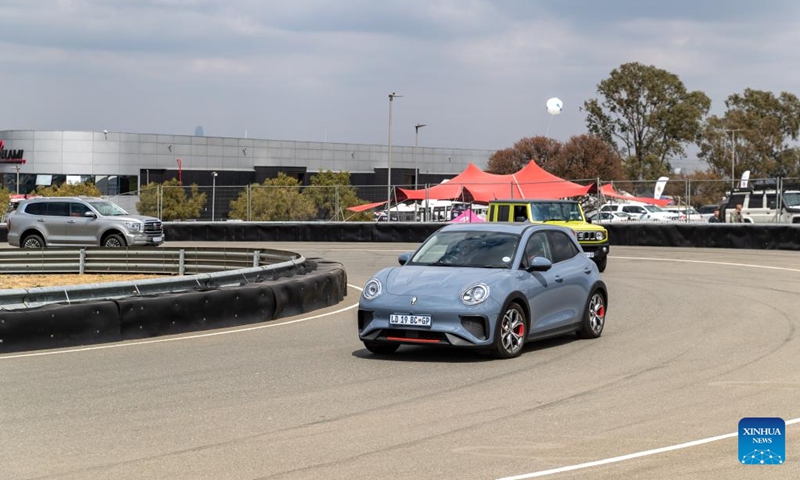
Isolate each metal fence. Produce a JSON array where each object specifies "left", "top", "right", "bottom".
[{"left": 109, "top": 176, "right": 800, "bottom": 223}]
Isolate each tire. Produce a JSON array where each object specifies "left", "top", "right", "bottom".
[
  {"left": 576, "top": 289, "right": 606, "bottom": 339},
  {"left": 103, "top": 234, "right": 126, "bottom": 248},
  {"left": 492, "top": 302, "right": 527, "bottom": 359},
  {"left": 364, "top": 342, "right": 400, "bottom": 355},
  {"left": 594, "top": 255, "right": 607, "bottom": 272},
  {"left": 21, "top": 233, "right": 45, "bottom": 249}
]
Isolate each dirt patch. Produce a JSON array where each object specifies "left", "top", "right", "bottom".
[{"left": 0, "top": 274, "right": 166, "bottom": 290}]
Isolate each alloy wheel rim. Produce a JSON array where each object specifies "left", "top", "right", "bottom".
[
  {"left": 500, "top": 308, "right": 525, "bottom": 354},
  {"left": 589, "top": 293, "right": 605, "bottom": 334}
]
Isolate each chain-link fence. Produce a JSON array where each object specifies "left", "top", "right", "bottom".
[{"left": 112, "top": 176, "right": 800, "bottom": 223}]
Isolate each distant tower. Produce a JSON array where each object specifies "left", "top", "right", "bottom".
[{"left": 195, "top": 125, "right": 205, "bottom": 136}]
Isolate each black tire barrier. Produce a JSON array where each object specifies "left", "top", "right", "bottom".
[
  {"left": 4, "top": 222, "right": 800, "bottom": 249},
  {"left": 0, "top": 261, "right": 347, "bottom": 354}
]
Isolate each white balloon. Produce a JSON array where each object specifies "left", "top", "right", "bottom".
[{"left": 546, "top": 97, "right": 563, "bottom": 115}]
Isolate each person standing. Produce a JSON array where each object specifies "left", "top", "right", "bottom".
[
  {"left": 731, "top": 204, "right": 744, "bottom": 223},
  {"left": 708, "top": 208, "right": 721, "bottom": 223}
]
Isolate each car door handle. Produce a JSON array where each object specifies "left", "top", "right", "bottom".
[
  {"left": 37, "top": 218, "right": 46, "bottom": 222},
  {"left": 68, "top": 220, "right": 77, "bottom": 223},
  {"left": 584, "top": 268, "right": 592, "bottom": 274},
  {"left": 554, "top": 275, "right": 564, "bottom": 283}
]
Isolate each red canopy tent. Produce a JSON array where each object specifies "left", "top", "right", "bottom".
[
  {"left": 599, "top": 183, "right": 672, "bottom": 206},
  {"left": 397, "top": 161, "right": 592, "bottom": 203}
]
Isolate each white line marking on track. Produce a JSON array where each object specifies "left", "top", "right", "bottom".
[
  {"left": 615, "top": 256, "right": 800, "bottom": 273},
  {"left": 498, "top": 417, "right": 800, "bottom": 479},
  {"left": 0, "top": 284, "right": 363, "bottom": 361}
]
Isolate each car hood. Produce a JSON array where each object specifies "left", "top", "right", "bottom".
[
  {"left": 102, "top": 215, "right": 161, "bottom": 223},
  {"left": 384, "top": 266, "right": 506, "bottom": 296}
]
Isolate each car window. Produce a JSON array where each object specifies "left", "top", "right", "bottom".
[
  {"left": 513, "top": 205, "right": 528, "bottom": 222},
  {"left": 728, "top": 194, "right": 746, "bottom": 208},
  {"left": 46, "top": 202, "right": 70, "bottom": 217},
  {"left": 600, "top": 205, "right": 612, "bottom": 212},
  {"left": 766, "top": 194, "right": 777, "bottom": 209},
  {"left": 546, "top": 231, "right": 579, "bottom": 263},
  {"left": 748, "top": 193, "right": 764, "bottom": 209},
  {"left": 623, "top": 206, "right": 643, "bottom": 214},
  {"left": 70, "top": 202, "right": 91, "bottom": 217},
  {"left": 494, "top": 205, "right": 510, "bottom": 222},
  {"left": 522, "top": 232, "right": 552, "bottom": 267},
  {"left": 409, "top": 231, "right": 520, "bottom": 268},
  {"left": 24, "top": 202, "right": 47, "bottom": 215},
  {"left": 86, "top": 200, "right": 128, "bottom": 216}
]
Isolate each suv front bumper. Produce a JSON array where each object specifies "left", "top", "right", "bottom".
[
  {"left": 126, "top": 232, "right": 165, "bottom": 246},
  {"left": 581, "top": 243, "right": 609, "bottom": 260}
]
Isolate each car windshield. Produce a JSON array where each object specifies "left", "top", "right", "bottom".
[
  {"left": 87, "top": 200, "right": 129, "bottom": 216},
  {"left": 643, "top": 205, "right": 663, "bottom": 212},
  {"left": 530, "top": 202, "right": 583, "bottom": 222},
  {"left": 408, "top": 231, "right": 520, "bottom": 269},
  {"left": 783, "top": 192, "right": 800, "bottom": 207}
]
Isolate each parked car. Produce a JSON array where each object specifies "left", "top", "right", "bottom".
[
  {"left": 586, "top": 211, "right": 637, "bottom": 223},
  {"left": 600, "top": 203, "right": 680, "bottom": 222},
  {"left": 696, "top": 204, "right": 720, "bottom": 221},
  {"left": 357, "top": 222, "right": 609, "bottom": 359},
  {"left": 6, "top": 196, "right": 164, "bottom": 248}
]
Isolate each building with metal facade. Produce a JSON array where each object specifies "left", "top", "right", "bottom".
[{"left": 0, "top": 130, "right": 495, "bottom": 197}]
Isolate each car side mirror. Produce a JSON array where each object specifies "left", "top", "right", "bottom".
[
  {"left": 398, "top": 252, "right": 412, "bottom": 266},
  {"left": 84, "top": 211, "right": 96, "bottom": 218},
  {"left": 525, "top": 256, "right": 552, "bottom": 272},
  {"left": 586, "top": 217, "right": 592, "bottom": 224}
]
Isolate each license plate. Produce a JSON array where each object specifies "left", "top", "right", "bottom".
[
  {"left": 390, "top": 314, "right": 431, "bottom": 326},
  {"left": 584, "top": 251, "right": 595, "bottom": 258},
  {"left": 152, "top": 236, "right": 163, "bottom": 243}
]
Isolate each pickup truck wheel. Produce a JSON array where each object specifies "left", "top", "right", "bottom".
[{"left": 103, "top": 234, "right": 126, "bottom": 248}]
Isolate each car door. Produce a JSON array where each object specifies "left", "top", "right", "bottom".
[
  {"left": 520, "top": 231, "right": 570, "bottom": 334},
  {"left": 40, "top": 201, "right": 71, "bottom": 245},
  {"left": 542, "top": 230, "right": 588, "bottom": 328},
  {"left": 66, "top": 201, "right": 100, "bottom": 245}
]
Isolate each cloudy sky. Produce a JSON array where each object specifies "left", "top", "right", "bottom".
[{"left": 2, "top": 0, "right": 800, "bottom": 170}]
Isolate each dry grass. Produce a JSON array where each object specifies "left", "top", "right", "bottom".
[{"left": 0, "top": 274, "right": 166, "bottom": 290}]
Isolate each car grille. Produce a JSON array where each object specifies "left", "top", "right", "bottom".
[
  {"left": 144, "top": 221, "right": 163, "bottom": 234},
  {"left": 460, "top": 316, "right": 488, "bottom": 340}
]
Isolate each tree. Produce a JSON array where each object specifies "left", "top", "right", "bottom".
[
  {"left": 35, "top": 181, "right": 101, "bottom": 197},
  {"left": 583, "top": 62, "right": 711, "bottom": 180},
  {"left": 550, "top": 135, "right": 626, "bottom": 181},
  {"left": 697, "top": 89, "right": 800, "bottom": 179},
  {"left": 305, "top": 170, "right": 373, "bottom": 221},
  {"left": 486, "top": 136, "right": 562, "bottom": 174},
  {"left": 136, "top": 178, "right": 207, "bottom": 220},
  {"left": 228, "top": 173, "right": 317, "bottom": 221},
  {"left": 0, "top": 186, "right": 9, "bottom": 219}
]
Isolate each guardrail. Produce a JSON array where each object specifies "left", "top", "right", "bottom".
[{"left": 0, "top": 247, "right": 308, "bottom": 310}]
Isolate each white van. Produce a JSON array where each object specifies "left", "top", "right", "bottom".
[{"left": 723, "top": 186, "right": 800, "bottom": 223}]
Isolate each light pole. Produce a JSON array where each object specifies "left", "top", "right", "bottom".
[
  {"left": 211, "top": 171, "right": 218, "bottom": 221},
  {"left": 387, "top": 92, "right": 402, "bottom": 222},
  {"left": 15, "top": 165, "right": 20, "bottom": 194},
  {"left": 720, "top": 128, "right": 744, "bottom": 189},
  {"left": 414, "top": 123, "right": 426, "bottom": 191}
]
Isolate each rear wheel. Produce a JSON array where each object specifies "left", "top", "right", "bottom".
[
  {"left": 103, "top": 234, "right": 126, "bottom": 248},
  {"left": 594, "top": 256, "right": 607, "bottom": 272},
  {"left": 576, "top": 290, "right": 606, "bottom": 339},
  {"left": 492, "top": 302, "right": 526, "bottom": 359},
  {"left": 22, "top": 233, "right": 45, "bottom": 249},
  {"left": 363, "top": 342, "right": 400, "bottom": 355}
]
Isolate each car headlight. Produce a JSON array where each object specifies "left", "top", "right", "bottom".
[
  {"left": 461, "top": 284, "right": 490, "bottom": 306},
  {"left": 595, "top": 231, "right": 606, "bottom": 241},
  {"left": 125, "top": 222, "right": 142, "bottom": 232},
  {"left": 363, "top": 278, "right": 382, "bottom": 300}
]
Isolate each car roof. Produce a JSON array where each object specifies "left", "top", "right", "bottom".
[
  {"left": 22, "top": 196, "right": 103, "bottom": 202},
  {"left": 439, "top": 222, "right": 574, "bottom": 236},
  {"left": 490, "top": 199, "right": 577, "bottom": 204}
]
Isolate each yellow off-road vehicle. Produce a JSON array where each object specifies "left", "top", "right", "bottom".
[{"left": 487, "top": 199, "right": 609, "bottom": 272}]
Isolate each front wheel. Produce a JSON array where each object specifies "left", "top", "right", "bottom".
[
  {"left": 103, "top": 234, "right": 126, "bottom": 248},
  {"left": 576, "top": 290, "right": 606, "bottom": 339},
  {"left": 594, "top": 255, "right": 607, "bottom": 272},
  {"left": 363, "top": 342, "right": 399, "bottom": 355},
  {"left": 492, "top": 302, "right": 526, "bottom": 359}
]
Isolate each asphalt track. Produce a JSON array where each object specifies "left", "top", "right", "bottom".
[{"left": 2, "top": 242, "right": 800, "bottom": 480}]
